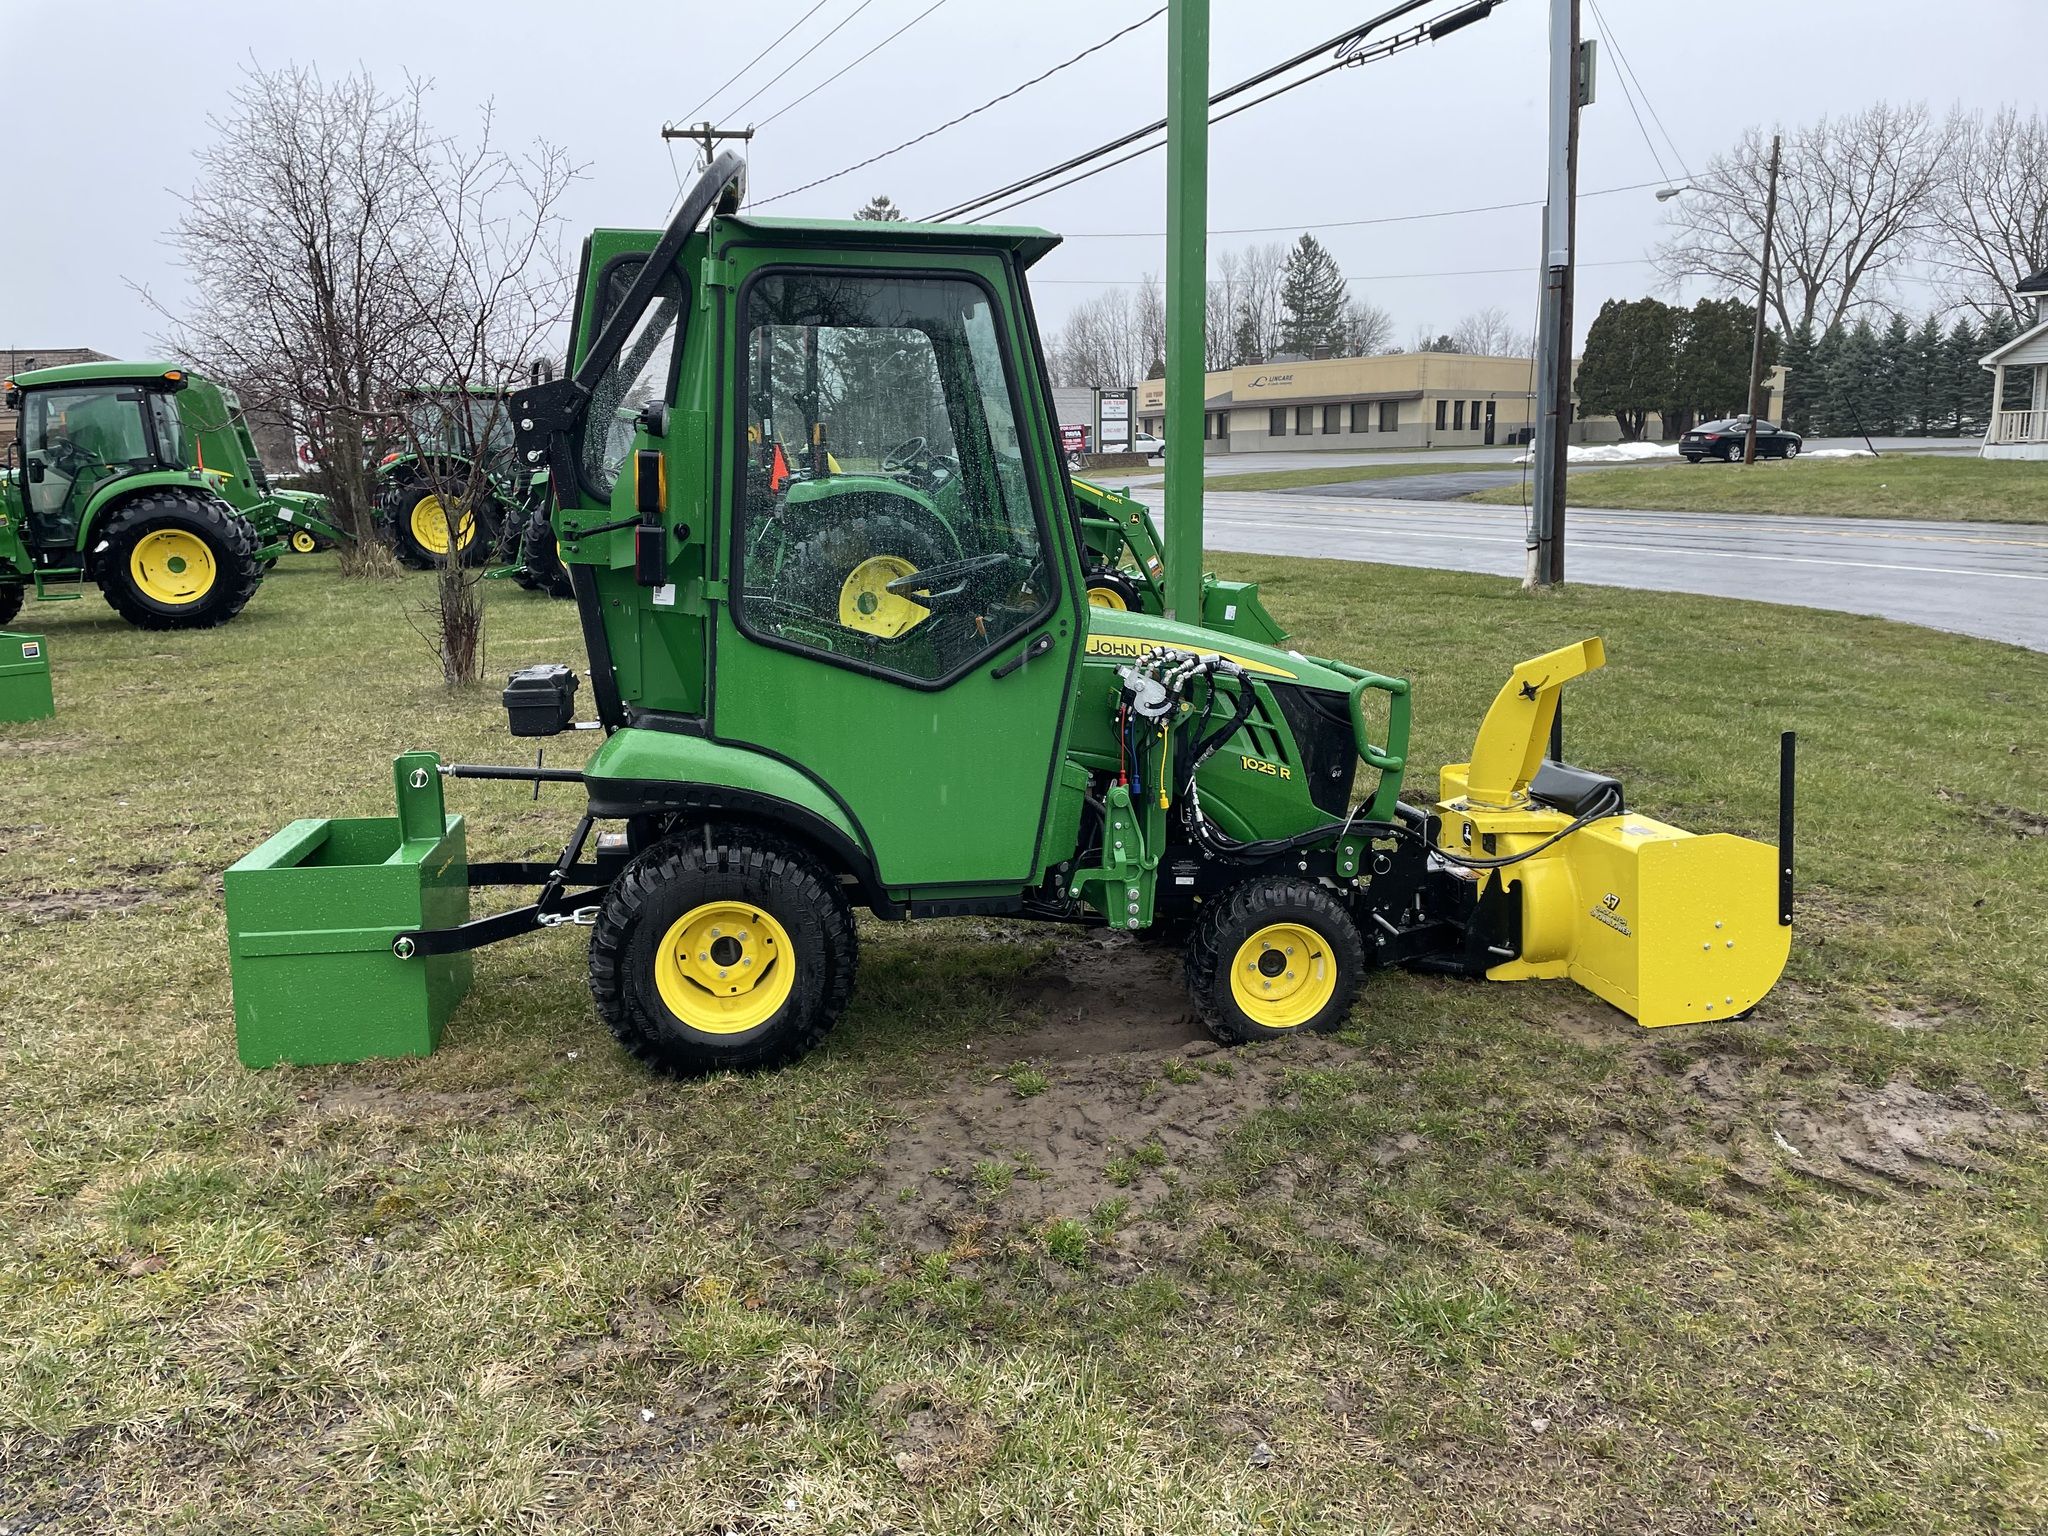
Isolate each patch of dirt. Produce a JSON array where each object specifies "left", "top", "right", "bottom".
[
  {"left": 1935, "top": 785, "right": 2048, "bottom": 839},
  {"left": 782, "top": 933, "right": 1359, "bottom": 1257},
  {"left": 0, "top": 885, "right": 168, "bottom": 924},
  {"left": 871, "top": 1381, "right": 999, "bottom": 1488},
  {"left": 0, "top": 733, "right": 86, "bottom": 758},
  {"left": 1667, "top": 1051, "right": 2034, "bottom": 1195}
]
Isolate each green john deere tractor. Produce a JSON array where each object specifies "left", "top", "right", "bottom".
[
  {"left": 224, "top": 154, "right": 1792, "bottom": 1079},
  {"left": 375, "top": 385, "right": 561, "bottom": 591},
  {"left": 1, "top": 362, "right": 285, "bottom": 630},
  {"left": 172, "top": 380, "right": 347, "bottom": 559}
]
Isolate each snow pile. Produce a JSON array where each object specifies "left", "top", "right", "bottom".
[
  {"left": 1511, "top": 441, "right": 1678, "bottom": 465},
  {"left": 1803, "top": 447, "right": 1876, "bottom": 458}
]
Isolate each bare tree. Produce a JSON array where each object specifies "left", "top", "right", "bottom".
[
  {"left": 1654, "top": 104, "right": 1944, "bottom": 336},
  {"left": 1051, "top": 278, "right": 1162, "bottom": 387},
  {"left": 147, "top": 63, "right": 574, "bottom": 682},
  {"left": 1339, "top": 296, "right": 1396, "bottom": 356},
  {"left": 382, "top": 103, "right": 576, "bottom": 685},
  {"left": 1448, "top": 305, "right": 1530, "bottom": 357},
  {"left": 1931, "top": 104, "right": 2048, "bottom": 322}
]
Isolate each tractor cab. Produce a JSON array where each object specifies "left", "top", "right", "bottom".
[{"left": 10, "top": 368, "right": 191, "bottom": 548}]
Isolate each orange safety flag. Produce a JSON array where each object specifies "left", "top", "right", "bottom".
[{"left": 769, "top": 442, "right": 791, "bottom": 493}]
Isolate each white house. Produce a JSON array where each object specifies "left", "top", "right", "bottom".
[{"left": 1981, "top": 267, "right": 2048, "bottom": 460}]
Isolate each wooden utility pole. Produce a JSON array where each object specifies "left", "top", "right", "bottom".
[
  {"left": 1742, "top": 133, "right": 1782, "bottom": 466},
  {"left": 1528, "top": 0, "right": 1584, "bottom": 587},
  {"left": 659, "top": 122, "right": 755, "bottom": 168}
]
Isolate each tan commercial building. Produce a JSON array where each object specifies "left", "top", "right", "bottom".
[{"left": 1137, "top": 352, "right": 1546, "bottom": 454}]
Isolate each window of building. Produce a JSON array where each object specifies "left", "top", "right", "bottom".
[
  {"left": 1434, "top": 399, "right": 1448, "bottom": 431},
  {"left": 1379, "top": 400, "right": 1399, "bottom": 432},
  {"left": 1269, "top": 406, "right": 1287, "bottom": 436},
  {"left": 1295, "top": 406, "right": 1313, "bottom": 436},
  {"left": 1453, "top": 400, "right": 1465, "bottom": 431},
  {"left": 1322, "top": 404, "right": 1342, "bottom": 434},
  {"left": 1470, "top": 400, "right": 1482, "bottom": 430},
  {"left": 1351, "top": 402, "right": 1372, "bottom": 433}
]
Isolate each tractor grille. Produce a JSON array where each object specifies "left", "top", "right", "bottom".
[{"left": 1268, "top": 682, "right": 1357, "bottom": 818}]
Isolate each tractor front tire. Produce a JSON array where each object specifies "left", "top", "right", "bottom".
[
  {"left": 588, "top": 829, "right": 858, "bottom": 1076},
  {"left": 95, "top": 490, "right": 262, "bottom": 631},
  {"left": 521, "top": 506, "right": 575, "bottom": 600},
  {"left": 385, "top": 478, "right": 496, "bottom": 570},
  {"left": 1185, "top": 876, "right": 1366, "bottom": 1045},
  {"left": 0, "top": 582, "right": 22, "bottom": 627}
]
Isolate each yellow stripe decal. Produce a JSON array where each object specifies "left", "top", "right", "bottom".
[{"left": 1083, "top": 632, "right": 1296, "bottom": 679}]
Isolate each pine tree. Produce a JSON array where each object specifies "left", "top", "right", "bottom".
[
  {"left": 1905, "top": 314, "right": 1944, "bottom": 434},
  {"left": 1873, "top": 313, "right": 1913, "bottom": 435},
  {"left": 854, "top": 194, "right": 906, "bottom": 222},
  {"left": 1809, "top": 322, "right": 1848, "bottom": 435},
  {"left": 1277, "top": 234, "right": 1349, "bottom": 354},
  {"left": 1231, "top": 304, "right": 1264, "bottom": 367},
  {"left": 1778, "top": 322, "right": 1816, "bottom": 434},
  {"left": 1941, "top": 316, "right": 1980, "bottom": 436},
  {"left": 1826, "top": 318, "right": 1882, "bottom": 436}
]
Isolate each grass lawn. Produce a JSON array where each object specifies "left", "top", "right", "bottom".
[
  {"left": 3, "top": 557, "right": 2045, "bottom": 1533},
  {"left": 1464, "top": 453, "right": 2048, "bottom": 524}
]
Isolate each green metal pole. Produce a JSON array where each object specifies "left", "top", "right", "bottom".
[{"left": 1162, "top": 0, "right": 1209, "bottom": 626}]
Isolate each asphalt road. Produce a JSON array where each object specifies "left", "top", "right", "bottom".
[{"left": 1133, "top": 489, "right": 2048, "bottom": 652}]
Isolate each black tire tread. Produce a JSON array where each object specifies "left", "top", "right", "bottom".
[
  {"left": 520, "top": 505, "right": 574, "bottom": 600},
  {"left": 95, "top": 488, "right": 262, "bottom": 630},
  {"left": 0, "top": 582, "right": 22, "bottom": 627},
  {"left": 588, "top": 826, "right": 857, "bottom": 1075},
  {"left": 1184, "top": 876, "right": 1366, "bottom": 1045}
]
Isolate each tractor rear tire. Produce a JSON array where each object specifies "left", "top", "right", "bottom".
[
  {"left": 521, "top": 506, "right": 574, "bottom": 600},
  {"left": 1184, "top": 876, "right": 1366, "bottom": 1045},
  {"left": 788, "top": 512, "right": 950, "bottom": 632},
  {"left": 95, "top": 490, "right": 262, "bottom": 631},
  {"left": 0, "top": 583, "right": 21, "bottom": 627},
  {"left": 588, "top": 828, "right": 858, "bottom": 1076},
  {"left": 385, "top": 476, "right": 497, "bottom": 570}
]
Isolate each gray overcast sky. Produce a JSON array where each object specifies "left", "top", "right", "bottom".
[{"left": 5, "top": 0, "right": 2043, "bottom": 361}]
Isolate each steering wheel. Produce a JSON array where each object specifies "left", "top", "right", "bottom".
[
  {"left": 881, "top": 436, "right": 928, "bottom": 472},
  {"left": 886, "top": 552, "right": 1012, "bottom": 609},
  {"left": 40, "top": 439, "right": 95, "bottom": 474}
]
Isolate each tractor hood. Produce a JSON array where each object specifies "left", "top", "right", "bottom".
[{"left": 1081, "top": 607, "right": 1354, "bottom": 694}]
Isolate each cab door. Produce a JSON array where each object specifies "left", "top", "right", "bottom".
[{"left": 710, "top": 252, "right": 1084, "bottom": 892}]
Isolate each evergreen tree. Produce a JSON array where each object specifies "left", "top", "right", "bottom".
[
  {"left": 1834, "top": 318, "right": 1883, "bottom": 436},
  {"left": 1575, "top": 297, "right": 1678, "bottom": 440},
  {"left": 1980, "top": 309, "right": 2020, "bottom": 421},
  {"left": 1809, "top": 322, "right": 1848, "bottom": 435},
  {"left": 1941, "top": 316, "right": 1980, "bottom": 436},
  {"left": 1231, "top": 304, "right": 1264, "bottom": 367},
  {"left": 1778, "top": 322, "right": 1817, "bottom": 434},
  {"left": 854, "top": 194, "right": 906, "bottom": 222},
  {"left": 1276, "top": 234, "right": 1349, "bottom": 354},
  {"left": 1873, "top": 313, "right": 1913, "bottom": 435},
  {"left": 1673, "top": 297, "right": 1764, "bottom": 421},
  {"left": 1905, "top": 314, "right": 1944, "bottom": 435}
]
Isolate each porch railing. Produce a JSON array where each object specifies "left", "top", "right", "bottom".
[{"left": 1990, "top": 408, "right": 2044, "bottom": 444}]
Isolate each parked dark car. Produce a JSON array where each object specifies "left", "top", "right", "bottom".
[{"left": 1680, "top": 417, "right": 1802, "bottom": 462}]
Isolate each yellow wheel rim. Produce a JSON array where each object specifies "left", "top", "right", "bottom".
[
  {"left": 652, "top": 901, "right": 797, "bottom": 1035},
  {"left": 128, "top": 528, "right": 217, "bottom": 606},
  {"left": 1087, "top": 582, "right": 1130, "bottom": 610},
  {"left": 838, "top": 554, "right": 929, "bottom": 637},
  {"left": 410, "top": 494, "right": 476, "bottom": 556},
  {"left": 289, "top": 529, "right": 319, "bottom": 554},
  {"left": 1229, "top": 921, "right": 1337, "bottom": 1029}
]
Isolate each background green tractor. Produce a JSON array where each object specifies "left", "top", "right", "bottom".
[
  {"left": 374, "top": 385, "right": 536, "bottom": 570},
  {"left": 170, "top": 375, "right": 348, "bottom": 559},
  {"left": 1, "top": 362, "right": 267, "bottom": 629}
]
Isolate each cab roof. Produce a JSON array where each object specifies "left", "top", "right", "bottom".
[
  {"left": 715, "top": 213, "right": 1061, "bottom": 268},
  {"left": 6, "top": 360, "right": 201, "bottom": 390}
]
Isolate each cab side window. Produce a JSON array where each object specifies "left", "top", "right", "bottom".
[
  {"left": 580, "top": 260, "right": 684, "bottom": 498},
  {"left": 735, "top": 271, "right": 1052, "bottom": 684}
]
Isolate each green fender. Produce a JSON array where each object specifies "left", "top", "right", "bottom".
[
  {"left": 582, "top": 725, "right": 877, "bottom": 884},
  {"left": 77, "top": 471, "right": 237, "bottom": 551}
]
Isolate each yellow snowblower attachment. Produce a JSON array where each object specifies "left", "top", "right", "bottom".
[{"left": 1434, "top": 639, "right": 1792, "bottom": 1027}]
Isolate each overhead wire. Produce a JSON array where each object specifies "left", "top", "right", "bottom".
[
  {"left": 677, "top": 0, "right": 836, "bottom": 124},
  {"left": 1056, "top": 177, "right": 1668, "bottom": 239},
  {"left": 925, "top": 0, "right": 1490, "bottom": 223},
  {"left": 1583, "top": 0, "right": 1669, "bottom": 185},
  {"left": 723, "top": 0, "right": 886, "bottom": 122},
  {"left": 748, "top": 7, "right": 1167, "bottom": 209},
  {"left": 1585, "top": 0, "right": 1694, "bottom": 182},
  {"left": 751, "top": 0, "right": 956, "bottom": 132},
  {"left": 1027, "top": 258, "right": 1652, "bottom": 285}
]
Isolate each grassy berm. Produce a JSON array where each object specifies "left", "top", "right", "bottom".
[{"left": 3, "top": 557, "right": 2045, "bottom": 1534}]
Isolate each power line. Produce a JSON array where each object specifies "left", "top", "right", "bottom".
[
  {"left": 1585, "top": 0, "right": 1693, "bottom": 183},
  {"left": 1029, "top": 257, "right": 1652, "bottom": 285},
  {"left": 753, "top": 0, "right": 956, "bottom": 132},
  {"left": 1586, "top": 0, "right": 1670, "bottom": 186},
  {"left": 678, "top": 0, "right": 835, "bottom": 125},
  {"left": 927, "top": 0, "right": 1491, "bottom": 224},
  {"left": 749, "top": 8, "right": 1166, "bottom": 209},
  {"left": 1054, "top": 177, "right": 1669, "bottom": 239},
  {"left": 724, "top": 0, "right": 885, "bottom": 122}
]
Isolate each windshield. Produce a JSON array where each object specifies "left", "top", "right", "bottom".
[{"left": 579, "top": 259, "right": 684, "bottom": 496}]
